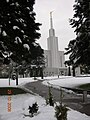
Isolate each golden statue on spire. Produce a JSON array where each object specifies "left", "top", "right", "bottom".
[
  {"left": 50, "top": 11, "right": 53, "bottom": 18},
  {"left": 50, "top": 11, "right": 54, "bottom": 28}
]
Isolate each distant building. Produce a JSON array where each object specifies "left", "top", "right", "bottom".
[{"left": 43, "top": 12, "right": 67, "bottom": 76}]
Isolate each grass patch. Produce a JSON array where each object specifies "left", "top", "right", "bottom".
[
  {"left": 0, "top": 87, "right": 27, "bottom": 95},
  {"left": 78, "top": 83, "right": 90, "bottom": 90}
]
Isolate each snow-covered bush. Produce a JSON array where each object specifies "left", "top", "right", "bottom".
[
  {"left": 55, "top": 103, "right": 69, "bottom": 120},
  {"left": 23, "top": 97, "right": 39, "bottom": 117},
  {"left": 28, "top": 102, "right": 39, "bottom": 117}
]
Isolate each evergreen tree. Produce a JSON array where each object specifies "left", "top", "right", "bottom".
[
  {"left": 0, "top": 0, "right": 44, "bottom": 64},
  {"left": 65, "top": 0, "right": 90, "bottom": 69},
  {"left": 0, "top": 0, "right": 44, "bottom": 84}
]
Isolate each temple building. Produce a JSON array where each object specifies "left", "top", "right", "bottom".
[{"left": 43, "top": 12, "right": 67, "bottom": 76}]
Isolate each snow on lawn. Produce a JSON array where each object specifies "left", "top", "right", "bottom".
[
  {"left": 43, "top": 76, "right": 90, "bottom": 88},
  {"left": 0, "top": 93, "right": 56, "bottom": 120},
  {"left": 39, "top": 76, "right": 73, "bottom": 81},
  {"left": 0, "top": 78, "right": 37, "bottom": 87},
  {"left": 0, "top": 93, "right": 90, "bottom": 120},
  {"left": 1, "top": 76, "right": 90, "bottom": 89}
]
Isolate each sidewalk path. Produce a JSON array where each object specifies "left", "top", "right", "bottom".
[{"left": 24, "top": 80, "right": 90, "bottom": 116}]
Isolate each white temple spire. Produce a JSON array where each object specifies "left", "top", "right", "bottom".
[
  {"left": 49, "top": 11, "right": 55, "bottom": 36},
  {"left": 50, "top": 11, "right": 53, "bottom": 29}
]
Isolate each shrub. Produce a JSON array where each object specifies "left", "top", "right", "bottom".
[
  {"left": 55, "top": 103, "right": 69, "bottom": 120},
  {"left": 28, "top": 102, "right": 39, "bottom": 117},
  {"left": 46, "top": 86, "right": 54, "bottom": 106}
]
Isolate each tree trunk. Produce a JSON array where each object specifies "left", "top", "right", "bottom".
[
  {"left": 40, "top": 67, "right": 43, "bottom": 79},
  {"left": 68, "top": 66, "right": 71, "bottom": 76},
  {"left": 72, "top": 66, "right": 75, "bottom": 77},
  {"left": 16, "top": 73, "right": 18, "bottom": 85},
  {"left": 23, "top": 73, "right": 24, "bottom": 78}
]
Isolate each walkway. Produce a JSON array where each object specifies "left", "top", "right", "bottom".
[{"left": 23, "top": 80, "right": 90, "bottom": 116}]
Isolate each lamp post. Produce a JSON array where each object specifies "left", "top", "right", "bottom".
[
  {"left": 15, "top": 64, "right": 21, "bottom": 86},
  {"left": 8, "top": 61, "right": 13, "bottom": 86},
  {"left": 15, "top": 67, "right": 18, "bottom": 85},
  {"left": 40, "top": 65, "right": 44, "bottom": 79}
]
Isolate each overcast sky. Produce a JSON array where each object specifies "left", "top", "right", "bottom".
[{"left": 34, "top": 0, "right": 76, "bottom": 52}]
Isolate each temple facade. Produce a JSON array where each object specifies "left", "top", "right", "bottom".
[{"left": 43, "top": 12, "right": 67, "bottom": 76}]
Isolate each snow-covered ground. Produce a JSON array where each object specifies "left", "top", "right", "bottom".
[
  {"left": 0, "top": 76, "right": 90, "bottom": 120},
  {"left": 43, "top": 76, "right": 90, "bottom": 88},
  {"left": 0, "top": 93, "right": 90, "bottom": 120},
  {"left": 0, "top": 77, "right": 37, "bottom": 87},
  {"left": 0, "top": 93, "right": 54, "bottom": 120},
  {"left": 1, "top": 76, "right": 90, "bottom": 88}
]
